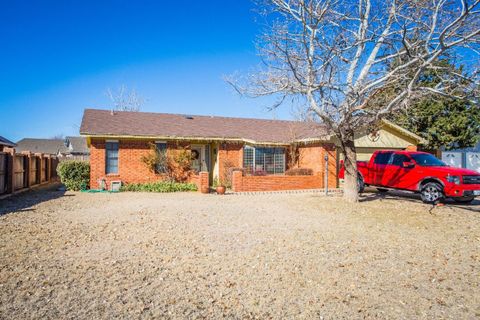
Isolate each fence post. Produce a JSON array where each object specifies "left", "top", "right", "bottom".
[
  {"left": 6, "top": 148, "right": 14, "bottom": 194},
  {"left": 46, "top": 155, "right": 52, "bottom": 182},
  {"left": 22, "top": 151, "right": 32, "bottom": 189}
]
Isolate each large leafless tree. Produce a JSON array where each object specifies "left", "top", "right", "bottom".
[{"left": 229, "top": 0, "right": 480, "bottom": 202}]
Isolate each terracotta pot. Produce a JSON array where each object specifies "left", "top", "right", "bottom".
[
  {"left": 216, "top": 186, "right": 226, "bottom": 195},
  {"left": 201, "top": 186, "right": 210, "bottom": 194}
]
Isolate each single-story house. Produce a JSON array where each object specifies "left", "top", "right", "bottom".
[
  {"left": 80, "top": 109, "right": 423, "bottom": 192},
  {"left": 16, "top": 137, "right": 89, "bottom": 160},
  {"left": 0, "top": 136, "right": 16, "bottom": 152}
]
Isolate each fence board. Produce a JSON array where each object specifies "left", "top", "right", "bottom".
[{"left": 14, "top": 155, "right": 26, "bottom": 190}]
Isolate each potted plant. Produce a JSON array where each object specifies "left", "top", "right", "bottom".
[{"left": 213, "top": 178, "right": 226, "bottom": 195}]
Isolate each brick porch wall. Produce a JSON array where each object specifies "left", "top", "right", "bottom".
[
  {"left": 231, "top": 142, "right": 338, "bottom": 192},
  {"left": 231, "top": 171, "right": 324, "bottom": 192}
]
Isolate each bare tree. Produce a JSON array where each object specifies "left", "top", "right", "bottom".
[
  {"left": 228, "top": 0, "right": 480, "bottom": 202},
  {"left": 106, "top": 85, "right": 145, "bottom": 112}
]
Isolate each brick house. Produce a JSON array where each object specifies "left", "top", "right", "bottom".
[{"left": 80, "top": 109, "right": 423, "bottom": 192}]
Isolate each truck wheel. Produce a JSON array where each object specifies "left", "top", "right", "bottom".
[
  {"left": 453, "top": 196, "right": 475, "bottom": 204},
  {"left": 377, "top": 188, "right": 388, "bottom": 193},
  {"left": 358, "top": 175, "right": 365, "bottom": 194},
  {"left": 420, "top": 182, "right": 444, "bottom": 204}
]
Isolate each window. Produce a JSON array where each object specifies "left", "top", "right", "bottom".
[
  {"left": 155, "top": 142, "right": 167, "bottom": 173},
  {"left": 243, "top": 146, "right": 285, "bottom": 174},
  {"left": 391, "top": 154, "right": 410, "bottom": 166},
  {"left": 374, "top": 152, "right": 393, "bottom": 165},
  {"left": 411, "top": 153, "right": 447, "bottom": 167},
  {"left": 105, "top": 141, "right": 119, "bottom": 174}
]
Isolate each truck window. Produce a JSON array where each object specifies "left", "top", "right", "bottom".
[
  {"left": 411, "top": 154, "right": 447, "bottom": 167},
  {"left": 391, "top": 154, "right": 410, "bottom": 166},
  {"left": 374, "top": 152, "right": 393, "bottom": 165}
]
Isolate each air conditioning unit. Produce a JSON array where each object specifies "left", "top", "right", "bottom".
[{"left": 110, "top": 180, "right": 122, "bottom": 192}]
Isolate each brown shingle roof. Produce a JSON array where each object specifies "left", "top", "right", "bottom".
[
  {"left": 16, "top": 138, "right": 68, "bottom": 155},
  {"left": 80, "top": 109, "right": 330, "bottom": 144}
]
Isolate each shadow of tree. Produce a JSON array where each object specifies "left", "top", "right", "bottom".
[
  {"left": 0, "top": 183, "right": 71, "bottom": 216},
  {"left": 359, "top": 188, "right": 480, "bottom": 212}
]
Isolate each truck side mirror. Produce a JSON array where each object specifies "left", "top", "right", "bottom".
[{"left": 402, "top": 161, "right": 415, "bottom": 169}]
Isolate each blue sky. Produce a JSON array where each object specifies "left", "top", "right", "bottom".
[{"left": 1, "top": 0, "right": 291, "bottom": 141}]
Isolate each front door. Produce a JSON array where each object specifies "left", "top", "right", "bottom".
[{"left": 191, "top": 145, "right": 210, "bottom": 173}]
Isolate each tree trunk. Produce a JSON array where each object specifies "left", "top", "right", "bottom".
[{"left": 341, "top": 135, "right": 359, "bottom": 203}]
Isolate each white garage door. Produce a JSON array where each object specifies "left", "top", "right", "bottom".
[
  {"left": 466, "top": 152, "right": 480, "bottom": 172},
  {"left": 442, "top": 152, "right": 462, "bottom": 168}
]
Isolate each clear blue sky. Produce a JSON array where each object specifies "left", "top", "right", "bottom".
[{"left": 1, "top": 0, "right": 292, "bottom": 142}]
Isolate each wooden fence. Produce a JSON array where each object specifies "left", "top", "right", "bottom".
[{"left": 0, "top": 148, "right": 59, "bottom": 198}]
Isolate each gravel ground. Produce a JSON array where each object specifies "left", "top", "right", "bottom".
[{"left": 0, "top": 187, "right": 479, "bottom": 319}]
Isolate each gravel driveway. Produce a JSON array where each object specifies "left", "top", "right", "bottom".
[{"left": 0, "top": 187, "right": 479, "bottom": 319}]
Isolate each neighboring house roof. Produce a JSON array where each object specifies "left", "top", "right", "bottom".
[
  {"left": 80, "top": 109, "right": 330, "bottom": 144},
  {"left": 16, "top": 138, "right": 69, "bottom": 155},
  {"left": 65, "top": 136, "right": 89, "bottom": 154},
  {"left": 0, "top": 136, "right": 16, "bottom": 147}
]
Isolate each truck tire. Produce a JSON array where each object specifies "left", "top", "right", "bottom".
[
  {"left": 358, "top": 175, "right": 365, "bottom": 194},
  {"left": 420, "top": 182, "right": 444, "bottom": 204},
  {"left": 453, "top": 196, "right": 475, "bottom": 204}
]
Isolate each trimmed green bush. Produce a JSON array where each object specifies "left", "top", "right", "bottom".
[
  {"left": 57, "top": 160, "right": 90, "bottom": 191},
  {"left": 120, "top": 181, "right": 198, "bottom": 193}
]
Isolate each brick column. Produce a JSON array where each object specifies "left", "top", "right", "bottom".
[
  {"left": 232, "top": 170, "right": 243, "bottom": 192},
  {"left": 199, "top": 171, "right": 209, "bottom": 193}
]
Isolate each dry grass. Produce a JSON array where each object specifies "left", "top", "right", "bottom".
[{"left": 0, "top": 188, "right": 479, "bottom": 319}]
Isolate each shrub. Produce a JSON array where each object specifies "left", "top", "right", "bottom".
[
  {"left": 120, "top": 181, "right": 198, "bottom": 193},
  {"left": 140, "top": 143, "right": 193, "bottom": 182},
  {"left": 57, "top": 161, "right": 90, "bottom": 191},
  {"left": 285, "top": 168, "right": 314, "bottom": 176}
]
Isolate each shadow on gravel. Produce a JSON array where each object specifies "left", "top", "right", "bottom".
[
  {"left": 360, "top": 188, "right": 480, "bottom": 212},
  {"left": 0, "top": 183, "right": 70, "bottom": 217}
]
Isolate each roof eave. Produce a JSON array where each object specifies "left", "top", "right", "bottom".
[{"left": 80, "top": 133, "right": 332, "bottom": 146}]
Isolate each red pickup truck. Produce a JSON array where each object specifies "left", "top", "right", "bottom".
[{"left": 340, "top": 150, "right": 480, "bottom": 203}]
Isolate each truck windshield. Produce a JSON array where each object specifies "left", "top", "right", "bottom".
[{"left": 411, "top": 154, "right": 447, "bottom": 167}]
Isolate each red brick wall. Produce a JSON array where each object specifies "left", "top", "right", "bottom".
[
  {"left": 231, "top": 142, "right": 338, "bottom": 192},
  {"left": 232, "top": 170, "right": 324, "bottom": 192},
  {"left": 297, "top": 142, "right": 337, "bottom": 188},
  {"left": 218, "top": 143, "right": 243, "bottom": 182}
]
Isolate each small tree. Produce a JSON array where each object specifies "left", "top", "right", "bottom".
[{"left": 229, "top": 0, "right": 480, "bottom": 202}]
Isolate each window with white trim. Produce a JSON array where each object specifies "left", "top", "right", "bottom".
[
  {"left": 105, "top": 141, "right": 119, "bottom": 174},
  {"left": 243, "top": 146, "right": 285, "bottom": 175}
]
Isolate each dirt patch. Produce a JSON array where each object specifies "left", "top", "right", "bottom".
[{"left": 0, "top": 189, "right": 479, "bottom": 319}]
